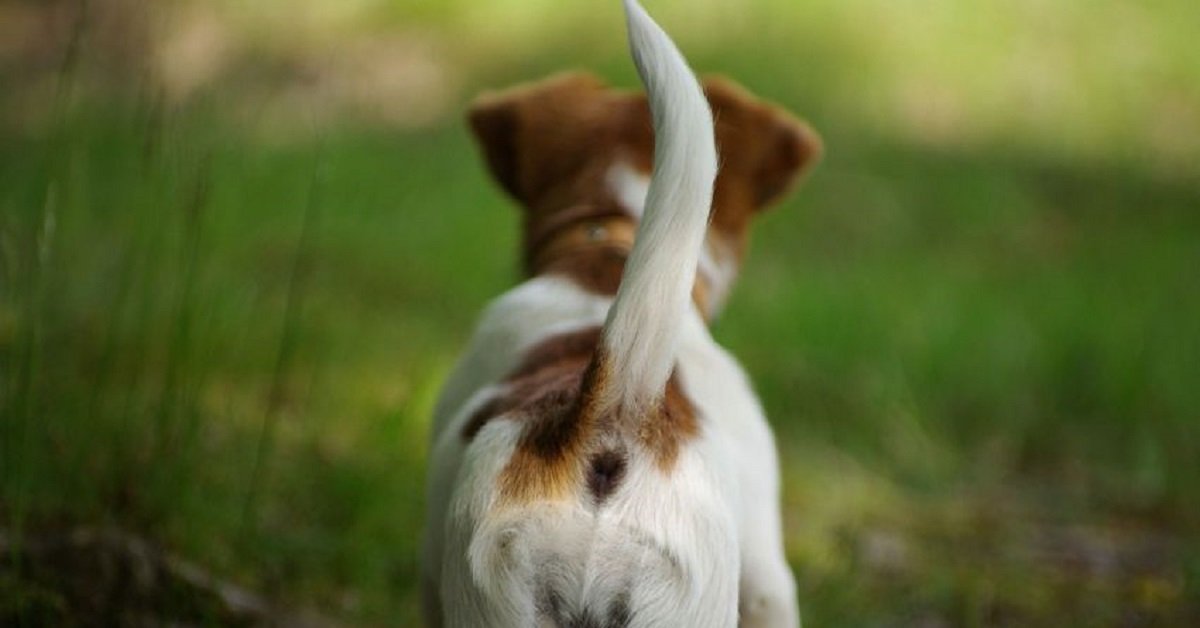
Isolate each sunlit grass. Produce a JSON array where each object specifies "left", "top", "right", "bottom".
[{"left": 177, "top": 0, "right": 1200, "bottom": 173}]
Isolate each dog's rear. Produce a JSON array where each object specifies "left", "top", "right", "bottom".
[
  {"left": 432, "top": 2, "right": 729, "bottom": 624},
  {"left": 428, "top": 2, "right": 735, "bottom": 626},
  {"left": 423, "top": 1, "right": 822, "bottom": 626}
]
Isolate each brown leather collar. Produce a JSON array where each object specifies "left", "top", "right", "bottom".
[{"left": 529, "top": 210, "right": 712, "bottom": 318}]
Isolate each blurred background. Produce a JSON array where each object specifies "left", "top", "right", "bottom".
[{"left": 2, "top": 0, "right": 1198, "bottom": 624}]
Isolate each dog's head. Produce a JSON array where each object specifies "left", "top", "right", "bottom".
[{"left": 467, "top": 72, "right": 821, "bottom": 312}]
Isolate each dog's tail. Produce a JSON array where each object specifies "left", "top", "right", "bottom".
[{"left": 591, "top": 0, "right": 717, "bottom": 418}]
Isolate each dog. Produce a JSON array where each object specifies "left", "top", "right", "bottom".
[{"left": 421, "top": 1, "right": 821, "bottom": 625}]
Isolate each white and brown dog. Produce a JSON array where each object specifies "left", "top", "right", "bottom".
[{"left": 422, "top": 1, "right": 821, "bottom": 626}]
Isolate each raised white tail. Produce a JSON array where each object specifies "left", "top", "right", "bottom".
[{"left": 596, "top": 0, "right": 718, "bottom": 417}]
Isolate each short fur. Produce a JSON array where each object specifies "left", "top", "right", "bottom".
[{"left": 421, "top": 1, "right": 821, "bottom": 626}]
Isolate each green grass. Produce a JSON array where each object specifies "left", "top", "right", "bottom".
[{"left": 3, "top": 0, "right": 1200, "bottom": 625}]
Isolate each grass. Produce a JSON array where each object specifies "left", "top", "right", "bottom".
[{"left": 2, "top": 0, "right": 1200, "bottom": 625}]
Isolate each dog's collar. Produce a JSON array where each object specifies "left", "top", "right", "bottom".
[
  {"left": 529, "top": 208, "right": 712, "bottom": 318},
  {"left": 530, "top": 214, "right": 638, "bottom": 272}
]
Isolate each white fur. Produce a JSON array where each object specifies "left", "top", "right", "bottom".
[
  {"left": 421, "top": 1, "right": 799, "bottom": 626},
  {"left": 439, "top": 380, "right": 742, "bottom": 626},
  {"left": 697, "top": 234, "right": 739, "bottom": 317},
  {"left": 596, "top": 0, "right": 718, "bottom": 418},
  {"left": 606, "top": 160, "right": 651, "bottom": 220},
  {"left": 422, "top": 284, "right": 799, "bottom": 626}
]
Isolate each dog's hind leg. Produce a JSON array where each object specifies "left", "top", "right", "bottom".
[{"left": 735, "top": 420, "right": 800, "bottom": 628}]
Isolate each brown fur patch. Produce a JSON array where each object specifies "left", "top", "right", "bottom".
[
  {"left": 458, "top": 328, "right": 603, "bottom": 502},
  {"left": 497, "top": 352, "right": 608, "bottom": 503},
  {"left": 703, "top": 77, "right": 824, "bottom": 263},
  {"left": 461, "top": 327, "right": 700, "bottom": 504},
  {"left": 509, "top": 327, "right": 604, "bottom": 379},
  {"left": 640, "top": 372, "right": 700, "bottom": 470},
  {"left": 541, "top": 247, "right": 629, "bottom": 296},
  {"left": 528, "top": 213, "right": 636, "bottom": 297},
  {"left": 461, "top": 327, "right": 600, "bottom": 442}
]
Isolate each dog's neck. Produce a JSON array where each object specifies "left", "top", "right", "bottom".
[
  {"left": 525, "top": 201, "right": 716, "bottom": 320},
  {"left": 528, "top": 208, "right": 636, "bottom": 273}
]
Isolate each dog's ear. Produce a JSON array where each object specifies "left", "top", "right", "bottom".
[
  {"left": 468, "top": 92, "right": 522, "bottom": 200},
  {"left": 467, "top": 72, "right": 612, "bottom": 204},
  {"left": 704, "top": 76, "right": 823, "bottom": 211}
]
